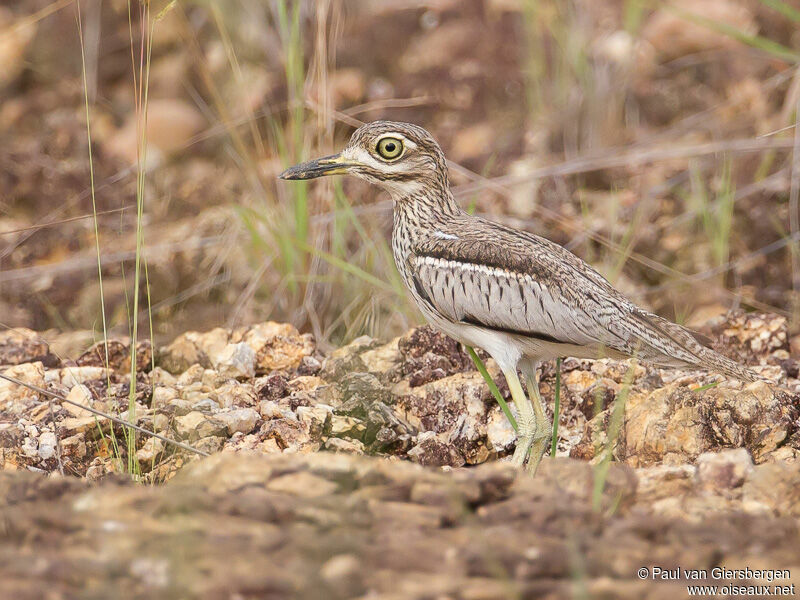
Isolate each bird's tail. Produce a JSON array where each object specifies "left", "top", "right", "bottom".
[{"left": 629, "top": 310, "right": 763, "bottom": 383}]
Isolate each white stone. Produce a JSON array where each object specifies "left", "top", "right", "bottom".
[
  {"left": 214, "top": 343, "right": 256, "bottom": 380},
  {"left": 21, "top": 436, "right": 38, "bottom": 458},
  {"left": 37, "top": 432, "right": 57, "bottom": 460},
  {"left": 486, "top": 407, "right": 516, "bottom": 452}
]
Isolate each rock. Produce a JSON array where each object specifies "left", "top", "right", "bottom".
[
  {"left": 336, "top": 372, "right": 392, "bottom": 413},
  {"left": 159, "top": 335, "right": 212, "bottom": 374},
  {"left": 296, "top": 405, "right": 331, "bottom": 438},
  {"left": 576, "top": 381, "right": 797, "bottom": 467},
  {"left": 695, "top": 448, "right": 753, "bottom": 492},
  {"left": 163, "top": 398, "right": 194, "bottom": 417},
  {"left": 174, "top": 411, "right": 227, "bottom": 441},
  {"left": 258, "top": 400, "right": 286, "bottom": 420},
  {"left": 296, "top": 355, "right": 322, "bottom": 376},
  {"left": 319, "top": 553, "right": 364, "bottom": 597},
  {"left": 330, "top": 68, "right": 366, "bottom": 105},
  {"left": 742, "top": 460, "right": 800, "bottom": 516},
  {"left": 106, "top": 99, "right": 205, "bottom": 167},
  {"left": 0, "top": 328, "right": 57, "bottom": 367},
  {"left": 60, "top": 434, "right": 86, "bottom": 460},
  {"left": 37, "top": 432, "right": 57, "bottom": 460},
  {"left": 85, "top": 457, "right": 114, "bottom": 481},
  {"left": 137, "top": 437, "right": 165, "bottom": 463},
  {"left": 56, "top": 367, "right": 110, "bottom": 388},
  {"left": 64, "top": 384, "right": 94, "bottom": 417},
  {"left": 151, "top": 386, "right": 178, "bottom": 409},
  {"left": 150, "top": 368, "right": 177, "bottom": 387},
  {"left": 238, "top": 322, "right": 315, "bottom": 373},
  {"left": 160, "top": 322, "right": 315, "bottom": 377},
  {"left": 261, "top": 418, "right": 313, "bottom": 452},
  {"left": 485, "top": 406, "right": 516, "bottom": 453},
  {"left": 191, "top": 398, "right": 220, "bottom": 413},
  {"left": 359, "top": 337, "right": 403, "bottom": 380},
  {"left": 76, "top": 340, "right": 152, "bottom": 373},
  {"left": 0, "top": 7, "right": 36, "bottom": 90},
  {"left": 323, "top": 437, "right": 365, "bottom": 454},
  {"left": 642, "top": 0, "right": 757, "bottom": 61},
  {"left": 396, "top": 371, "right": 500, "bottom": 464},
  {"left": 195, "top": 436, "right": 226, "bottom": 455},
  {"left": 21, "top": 436, "right": 38, "bottom": 459},
  {"left": 266, "top": 471, "right": 338, "bottom": 498},
  {"left": 213, "top": 343, "right": 256, "bottom": 380},
  {"left": 407, "top": 431, "right": 465, "bottom": 467},
  {"left": 288, "top": 376, "right": 326, "bottom": 393},
  {"left": 2, "top": 450, "right": 800, "bottom": 598},
  {"left": 216, "top": 408, "right": 260, "bottom": 435},
  {"left": 329, "top": 415, "right": 366, "bottom": 439},
  {"left": 176, "top": 364, "right": 207, "bottom": 387},
  {"left": 450, "top": 123, "right": 494, "bottom": 162},
  {"left": 61, "top": 416, "right": 102, "bottom": 436},
  {"left": 397, "top": 326, "right": 473, "bottom": 387},
  {"left": 705, "top": 311, "right": 789, "bottom": 365},
  {"left": 636, "top": 463, "right": 696, "bottom": 503},
  {"left": 255, "top": 373, "right": 290, "bottom": 402},
  {"left": 319, "top": 337, "right": 376, "bottom": 381},
  {"left": 214, "top": 383, "right": 258, "bottom": 409},
  {"left": 0, "top": 362, "right": 45, "bottom": 409}
]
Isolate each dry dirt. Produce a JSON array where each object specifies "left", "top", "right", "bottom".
[{"left": 1, "top": 312, "right": 799, "bottom": 598}]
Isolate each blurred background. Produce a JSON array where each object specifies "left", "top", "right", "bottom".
[{"left": 2, "top": 0, "right": 800, "bottom": 353}]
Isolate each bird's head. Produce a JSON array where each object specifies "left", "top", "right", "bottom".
[{"left": 279, "top": 121, "right": 449, "bottom": 199}]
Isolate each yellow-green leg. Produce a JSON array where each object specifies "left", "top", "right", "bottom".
[
  {"left": 501, "top": 367, "right": 535, "bottom": 468},
  {"left": 502, "top": 362, "right": 552, "bottom": 474},
  {"left": 523, "top": 368, "right": 552, "bottom": 474}
]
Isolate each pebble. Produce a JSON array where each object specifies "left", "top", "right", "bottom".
[
  {"left": 37, "top": 432, "right": 57, "bottom": 460},
  {"left": 216, "top": 408, "right": 259, "bottom": 435}
]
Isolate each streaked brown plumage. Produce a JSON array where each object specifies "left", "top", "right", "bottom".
[{"left": 280, "top": 120, "right": 760, "bottom": 473}]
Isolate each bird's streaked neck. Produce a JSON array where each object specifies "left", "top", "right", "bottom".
[{"left": 389, "top": 178, "right": 461, "bottom": 224}]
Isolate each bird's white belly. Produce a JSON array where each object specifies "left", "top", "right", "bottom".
[
  {"left": 414, "top": 299, "right": 528, "bottom": 367},
  {"left": 415, "top": 291, "right": 616, "bottom": 367}
]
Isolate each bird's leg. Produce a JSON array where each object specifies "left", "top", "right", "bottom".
[
  {"left": 523, "top": 369, "right": 552, "bottom": 475},
  {"left": 501, "top": 367, "right": 537, "bottom": 469}
]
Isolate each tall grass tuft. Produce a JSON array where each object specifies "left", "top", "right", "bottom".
[{"left": 77, "top": 0, "right": 125, "bottom": 471}]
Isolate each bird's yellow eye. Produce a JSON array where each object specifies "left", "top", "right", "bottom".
[{"left": 376, "top": 137, "right": 403, "bottom": 160}]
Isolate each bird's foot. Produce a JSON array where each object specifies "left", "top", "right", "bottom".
[
  {"left": 510, "top": 420, "right": 552, "bottom": 475},
  {"left": 511, "top": 435, "right": 533, "bottom": 469},
  {"left": 525, "top": 425, "right": 552, "bottom": 475},
  {"left": 510, "top": 422, "right": 535, "bottom": 469}
]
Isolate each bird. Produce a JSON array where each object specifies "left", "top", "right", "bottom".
[{"left": 279, "top": 120, "right": 760, "bottom": 474}]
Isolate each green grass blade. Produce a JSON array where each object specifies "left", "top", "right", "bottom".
[
  {"left": 670, "top": 5, "right": 800, "bottom": 62},
  {"left": 466, "top": 346, "right": 518, "bottom": 432},
  {"left": 295, "top": 240, "right": 396, "bottom": 294},
  {"left": 758, "top": 0, "right": 800, "bottom": 23}
]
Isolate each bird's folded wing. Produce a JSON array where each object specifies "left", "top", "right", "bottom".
[
  {"left": 408, "top": 231, "right": 636, "bottom": 350},
  {"left": 408, "top": 228, "right": 758, "bottom": 380}
]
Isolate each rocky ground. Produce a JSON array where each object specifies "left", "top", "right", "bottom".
[{"left": 1, "top": 310, "right": 799, "bottom": 598}]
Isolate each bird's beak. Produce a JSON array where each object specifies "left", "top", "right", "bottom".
[{"left": 278, "top": 153, "right": 354, "bottom": 180}]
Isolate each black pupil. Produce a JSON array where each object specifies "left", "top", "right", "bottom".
[{"left": 384, "top": 142, "right": 396, "bottom": 153}]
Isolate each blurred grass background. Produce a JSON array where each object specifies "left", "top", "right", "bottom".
[{"left": 1, "top": 0, "right": 800, "bottom": 355}]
